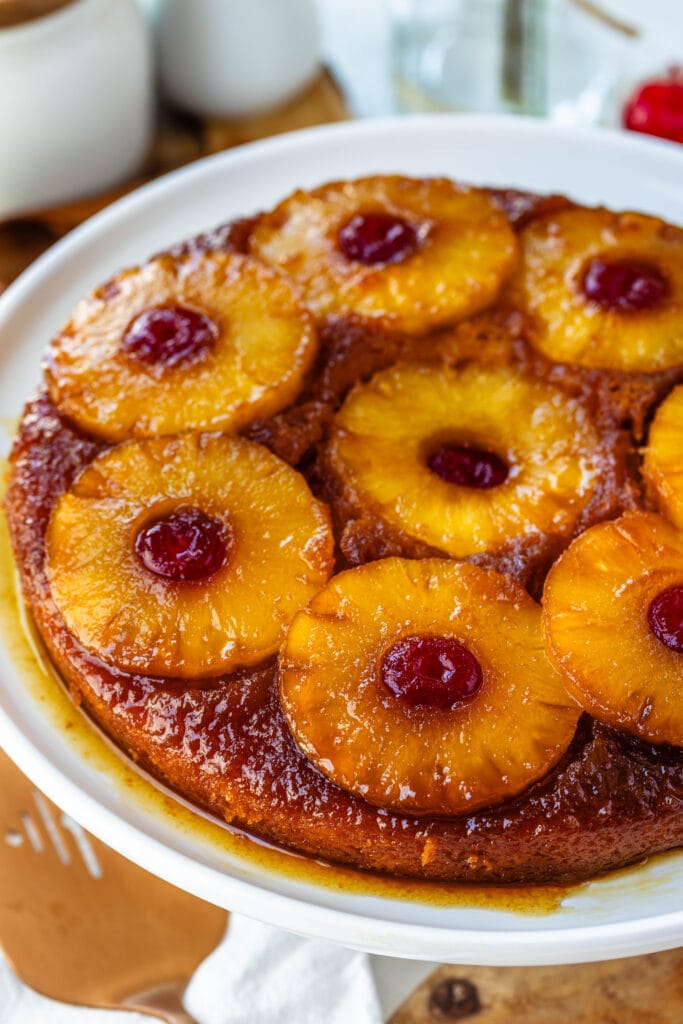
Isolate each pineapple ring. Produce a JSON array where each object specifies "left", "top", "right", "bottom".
[
  {"left": 643, "top": 384, "right": 683, "bottom": 530},
  {"left": 327, "top": 362, "right": 604, "bottom": 558},
  {"left": 543, "top": 510, "right": 683, "bottom": 746},
  {"left": 508, "top": 207, "right": 683, "bottom": 372},
  {"left": 280, "top": 558, "right": 580, "bottom": 816},
  {"left": 249, "top": 175, "right": 518, "bottom": 334},
  {"left": 45, "top": 432, "right": 334, "bottom": 679},
  {"left": 45, "top": 251, "right": 317, "bottom": 442}
]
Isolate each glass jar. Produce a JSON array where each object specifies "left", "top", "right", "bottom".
[{"left": 390, "top": 0, "right": 624, "bottom": 125}]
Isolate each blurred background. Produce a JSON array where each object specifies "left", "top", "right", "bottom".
[{"left": 0, "top": 0, "right": 681, "bottom": 290}]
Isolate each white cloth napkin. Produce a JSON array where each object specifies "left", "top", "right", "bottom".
[
  {"left": 185, "top": 917, "right": 382, "bottom": 1024},
  {"left": 0, "top": 915, "right": 434, "bottom": 1023}
]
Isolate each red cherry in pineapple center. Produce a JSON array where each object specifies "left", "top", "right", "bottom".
[
  {"left": 338, "top": 212, "right": 419, "bottom": 265},
  {"left": 135, "top": 507, "right": 229, "bottom": 582},
  {"left": 648, "top": 585, "right": 683, "bottom": 652},
  {"left": 122, "top": 305, "right": 217, "bottom": 367},
  {"left": 428, "top": 443, "right": 509, "bottom": 489},
  {"left": 581, "top": 257, "right": 668, "bottom": 312},
  {"left": 381, "top": 635, "right": 483, "bottom": 709}
]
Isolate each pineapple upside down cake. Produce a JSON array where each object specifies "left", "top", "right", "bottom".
[{"left": 6, "top": 175, "right": 683, "bottom": 884}]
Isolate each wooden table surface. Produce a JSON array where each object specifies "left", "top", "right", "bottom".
[
  {"left": 1, "top": 71, "right": 681, "bottom": 1022},
  {"left": 390, "top": 953, "right": 683, "bottom": 1022}
]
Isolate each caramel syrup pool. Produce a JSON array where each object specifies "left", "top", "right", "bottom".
[{"left": 0, "top": 455, "right": 579, "bottom": 915}]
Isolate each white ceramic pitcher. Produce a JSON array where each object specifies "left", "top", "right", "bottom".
[
  {"left": 156, "top": 0, "right": 321, "bottom": 119},
  {"left": 0, "top": 0, "right": 153, "bottom": 220}
]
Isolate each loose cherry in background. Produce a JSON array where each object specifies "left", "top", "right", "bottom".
[{"left": 622, "top": 67, "right": 683, "bottom": 145}]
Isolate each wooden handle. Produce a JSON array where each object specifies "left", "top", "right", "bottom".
[
  {"left": 569, "top": 0, "right": 640, "bottom": 37},
  {"left": 123, "top": 981, "right": 201, "bottom": 1024},
  {"left": 0, "top": 0, "right": 75, "bottom": 28}
]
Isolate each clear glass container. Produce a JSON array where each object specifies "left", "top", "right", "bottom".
[{"left": 390, "top": 0, "right": 623, "bottom": 125}]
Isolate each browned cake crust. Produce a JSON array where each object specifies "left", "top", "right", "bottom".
[{"left": 5, "top": 188, "right": 683, "bottom": 884}]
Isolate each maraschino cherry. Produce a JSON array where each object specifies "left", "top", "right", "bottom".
[
  {"left": 381, "top": 635, "right": 483, "bottom": 709},
  {"left": 122, "top": 305, "right": 217, "bottom": 367},
  {"left": 648, "top": 585, "right": 683, "bottom": 653},
  {"left": 428, "top": 443, "right": 509, "bottom": 489},
  {"left": 623, "top": 67, "right": 683, "bottom": 145},
  {"left": 581, "top": 258, "right": 668, "bottom": 312},
  {"left": 135, "top": 507, "right": 229, "bottom": 582},
  {"left": 338, "top": 213, "right": 419, "bottom": 265}
]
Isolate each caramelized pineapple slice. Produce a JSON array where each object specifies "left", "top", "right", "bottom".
[
  {"left": 508, "top": 207, "right": 683, "bottom": 371},
  {"left": 643, "top": 384, "right": 683, "bottom": 529},
  {"left": 45, "top": 251, "right": 317, "bottom": 442},
  {"left": 280, "top": 558, "right": 580, "bottom": 816},
  {"left": 250, "top": 175, "right": 518, "bottom": 334},
  {"left": 326, "top": 362, "right": 604, "bottom": 558},
  {"left": 543, "top": 510, "right": 683, "bottom": 746},
  {"left": 46, "top": 432, "right": 333, "bottom": 678}
]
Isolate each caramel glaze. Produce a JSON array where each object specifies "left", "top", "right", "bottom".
[{"left": 5, "top": 188, "right": 683, "bottom": 884}]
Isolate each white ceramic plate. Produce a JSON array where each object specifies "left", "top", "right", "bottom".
[{"left": 1, "top": 115, "right": 682, "bottom": 966}]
